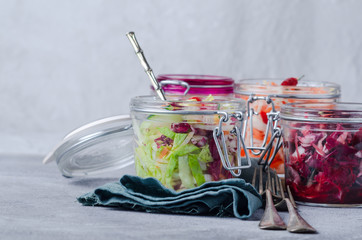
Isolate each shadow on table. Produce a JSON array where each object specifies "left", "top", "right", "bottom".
[{"left": 68, "top": 177, "right": 119, "bottom": 188}]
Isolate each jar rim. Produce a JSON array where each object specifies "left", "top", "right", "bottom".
[
  {"left": 280, "top": 102, "right": 362, "bottom": 123},
  {"left": 235, "top": 78, "right": 341, "bottom": 99},
  {"left": 130, "top": 95, "right": 245, "bottom": 114}
]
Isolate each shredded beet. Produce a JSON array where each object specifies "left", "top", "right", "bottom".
[
  {"left": 154, "top": 135, "right": 173, "bottom": 148},
  {"left": 171, "top": 123, "right": 192, "bottom": 133},
  {"left": 285, "top": 123, "right": 362, "bottom": 204}
]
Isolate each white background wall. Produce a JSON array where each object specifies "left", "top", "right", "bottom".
[{"left": 1, "top": 0, "right": 362, "bottom": 155}]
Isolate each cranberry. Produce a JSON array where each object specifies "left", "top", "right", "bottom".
[{"left": 281, "top": 77, "right": 298, "bottom": 86}]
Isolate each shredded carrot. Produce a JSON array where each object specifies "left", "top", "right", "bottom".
[
  {"left": 158, "top": 147, "right": 170, "bottom": 159},
  {"left": 251, "top": 128, "right": 267, "bottom": 141},
  {"left": 240, "top": 148, "right": 245, "bottom": 156}
]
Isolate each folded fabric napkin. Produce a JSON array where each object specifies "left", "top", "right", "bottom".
[{"left": 77, "top": 175, "right": 262, "bottom": 219}]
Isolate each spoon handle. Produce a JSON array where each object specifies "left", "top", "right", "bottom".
[{"left": 126, "top": 32, "right": 166, "bottom": 100}]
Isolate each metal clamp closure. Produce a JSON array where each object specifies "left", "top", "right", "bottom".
[
  {"left": 243, "top": 95, "right": 282, "bottom": 169},
  {"left": 213, "top": 111, "right": 251, "bottom": 177},
  {"left": 159, "top": 80, "right": 191, "bottom": 96},
  {"left": 212, "top": 95, "right": 283, "bottom": 176}
]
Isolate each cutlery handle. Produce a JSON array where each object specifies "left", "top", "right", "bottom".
[
  {"left": 259, "top": 189, "right": 287, "bottom": 230},
  {"left": 285, "top": 198, "right": 317, "bottom": 233},
  {"left": 126, "top": 32, "right": 166, "bottom": 100}
]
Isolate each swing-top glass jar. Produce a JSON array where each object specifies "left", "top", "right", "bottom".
[
  {"left": 280, "top": 102, "right": 362, "bottom": 207},
  {"left": 234, "top": 78, "right": 341, "bottom": 175},
  {"left": 130, "top": 95, "right": 251, "bottom": 191}
]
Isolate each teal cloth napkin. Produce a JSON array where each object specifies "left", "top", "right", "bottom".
[{"left": 77, "top": 175, "right": 262, "bottom": 219}]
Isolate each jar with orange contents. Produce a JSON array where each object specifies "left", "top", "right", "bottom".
[{"left": 234, "top": 78, "right": 341, "bottom": 176}]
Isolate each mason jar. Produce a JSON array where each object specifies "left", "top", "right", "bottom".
[
  {"left": 280, "top": 102, "right": 362, "bottom": 207},
  {"left": 130, "top": 95, "right": 251, "bottom": 190},
  {"left": 234, "top": 79, "right": 341, "bottom": 175}
]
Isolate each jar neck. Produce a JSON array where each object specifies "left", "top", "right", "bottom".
[
  {"left": 130, "top": 95, "right": 243, "bottom": 113},
  {"left": 235, "top": 79, "right": 341, "bottom": 99},
  {"left": 280, "top": 102, "right": 362, "bottom": 125}
]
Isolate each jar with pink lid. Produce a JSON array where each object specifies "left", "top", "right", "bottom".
[{"left": 154, "top": 74, "right": 234, "bottom": 97}]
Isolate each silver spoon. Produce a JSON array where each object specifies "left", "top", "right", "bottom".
[{"left": 126, "top": 32, "right": 166, "bottom": 100}]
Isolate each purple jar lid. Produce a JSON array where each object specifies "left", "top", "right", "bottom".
[{"left": 157, "top": 74, "right": 234, "bottom": 95}]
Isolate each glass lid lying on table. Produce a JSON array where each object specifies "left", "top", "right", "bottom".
[{"left": 43, "top": 115, "right": 134, "bottom": 177}]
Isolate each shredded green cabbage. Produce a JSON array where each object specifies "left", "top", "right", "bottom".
[
  {"left": 188, "top": 154, "right": 206, "bottom": 186},
  {"left": 178, "top": 155, "right": 195, "bottom": 189},
  {"left": 198, "top": 145, "right": 213, "bottom": 162},
  {"left": 157, "top": 127, "right": 176, "bottom": 139}
]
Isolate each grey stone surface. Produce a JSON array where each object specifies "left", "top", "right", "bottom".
[{"left": 1, "top": 154, "right": 361, "bottom": 240}]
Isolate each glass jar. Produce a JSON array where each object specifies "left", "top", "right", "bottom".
[
  {"left": 280, "top": 102, "right": 362, "bottom": 207},
  {"left": 234, "top": 79, "right": 341, "bottom": 175},
  {"left": 155, "top": 74, "right": 234, "bottom": 97},
  {"left": 130, "top": 95, "right": 249, "bottom": 191}
]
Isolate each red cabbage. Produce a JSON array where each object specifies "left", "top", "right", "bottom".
[
  {"left": 171, "top": 123, "right": 192, "bottom": 133},
  {"left": 285, "top": 124, "right": 362, "bottom": 204}
]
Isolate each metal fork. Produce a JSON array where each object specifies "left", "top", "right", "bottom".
[
  {"left": 252, "top": 167, "right": 286, "bottom": 230},
  {"left": 252, "top": 167, "right": 316, "bottom": 233},
  {"left": 275, "top": 177, "right": 317, "bottom": 233}
]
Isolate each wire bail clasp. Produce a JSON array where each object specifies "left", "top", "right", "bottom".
[
  {"left": 212, "top": 111, "right": 251, "bottom": 177},
  {"left": 212, "top": 95, "right": 282, "bottom": 177},
  {"left": 242, "top": 95, "right": 282, "bottom": 170},
  {"left": 159, "top": 80, "right": 191, "bottom": 96}
]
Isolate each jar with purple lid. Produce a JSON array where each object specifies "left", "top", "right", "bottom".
[{"left": 155, "top": 74, "right": 234, "bottom": 96}]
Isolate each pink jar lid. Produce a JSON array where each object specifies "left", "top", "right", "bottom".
[{"left": 157, "top": 74, "right": 234, "bottom": 95}]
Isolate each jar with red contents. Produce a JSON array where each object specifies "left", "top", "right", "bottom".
[
  {"left": 234, "top": 78, "right": 341, "bottom": 176},
  {"left": 280, "top": 102, "right": 362, "bottom": 206}
]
